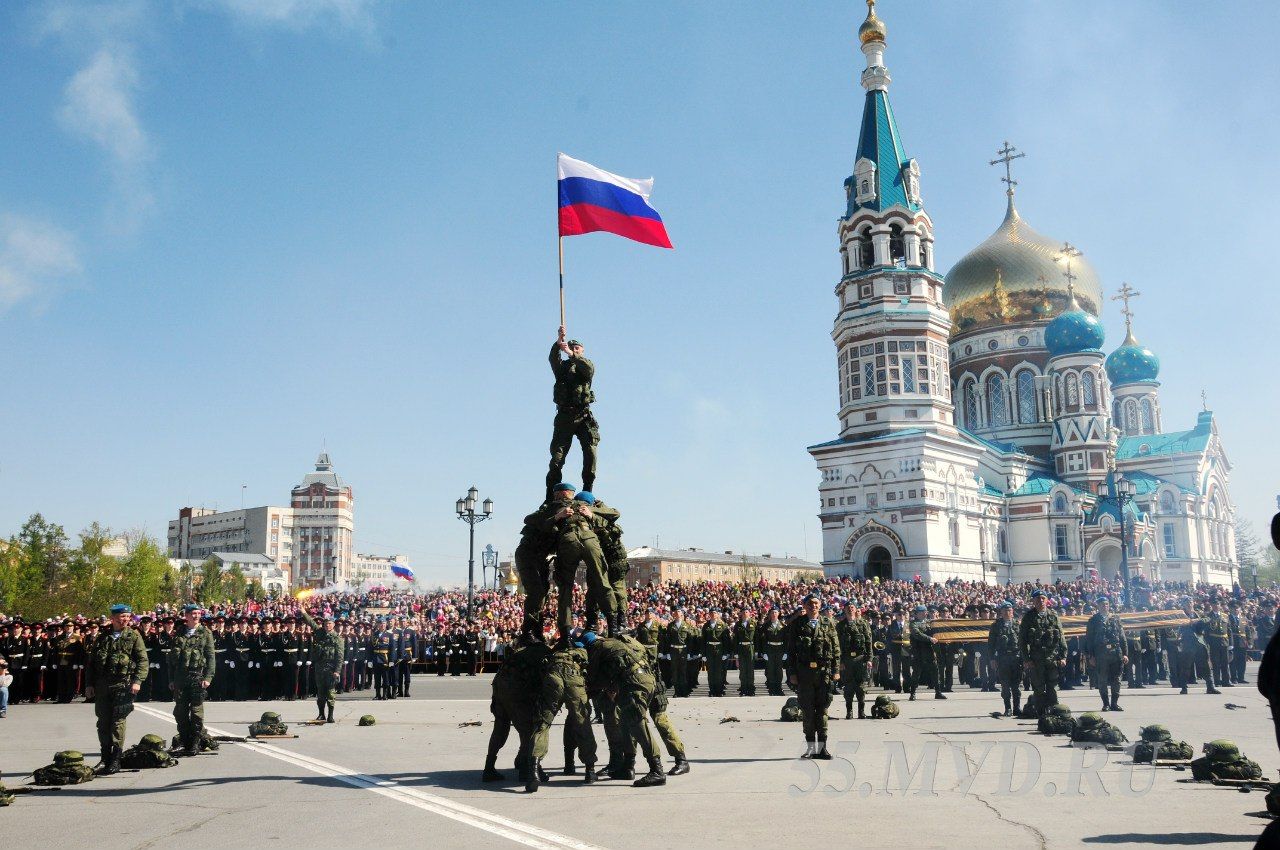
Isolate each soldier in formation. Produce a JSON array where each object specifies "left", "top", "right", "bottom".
[
  {"left": 987, "top": 601, "right": 1022, "bottom": 716},
  {"left": 1018, "top": 590, "right": 1066, "bottom": 715},
  {"left": 169, "top": 604, "right": 216, "bottom": 756},
  {"left": 785, "top": 593, "right": 839, "bottom": 759},
  {"left": 1084, "top": 595, "right": 1126, "bottom": 712},
  {"left": 836, "top": 602, "right": 873, "bottom": 719},
  {"left": 84, "top": 603, "right": 148, "bottom": 775}
]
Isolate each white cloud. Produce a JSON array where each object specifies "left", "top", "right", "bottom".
[
  {"left": 192, "top": 0, "right": 382, "bottom": 32},
  {"left": 59, "top": 47, "right": 149, "bottom": 165},
  {"left": 0, "top": 213, "right": 82, "bottom": 310}
]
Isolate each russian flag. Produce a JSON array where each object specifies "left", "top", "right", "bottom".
[
  {"left": 558, "top": 153, "right": 673, "bottom": 249},
  {"left": 390, "top": 563, "right": 414, "bottom": 581}
]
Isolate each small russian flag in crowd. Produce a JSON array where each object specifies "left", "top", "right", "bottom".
[
  {"left": 390, "top": 563, "right": 414, "bottom": 581},
  {"left": 558, "top": 153, "right": 673, "bottom": 249}
]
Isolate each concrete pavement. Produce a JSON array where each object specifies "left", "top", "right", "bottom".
[{"left": 2, "top": 668, "right": 1275, "bottom": 849}]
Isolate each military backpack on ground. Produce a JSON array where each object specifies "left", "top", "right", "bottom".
[
  {"left": 358, "top": 714, "right": 376, "bottom": 726},
  {"left": 1037, "top": 703, "right": 1075, "bottom": 735},
  {"left": 33, "top": 751, "right": 94, "bottom": 785},
  {"left": 170, "top": 730, "right": 220, "bottom": 753},
  {"left": 780, "top": 697, "right": 802, "bottom": 722},
  {"left": 870, "top": 694, "right": 899, "bottom": 719},
  {"left": 250, "top": 710, "right": 289, "bottom": 737},
  {"left": 1133, "top": 740, "right": 1194, "bottom": 763},
  {"left": 123, "top": 734, "right": 178, "bottom": 769},
  {"left": 1019, "top": 694, "right": 1043, "bottom": 719},
  {"left": 1190, "top": 739, "right": 1263, "bottom": 781},
  {"left": 1070, "top": 712, "right": 1127, "bottom": 746}
]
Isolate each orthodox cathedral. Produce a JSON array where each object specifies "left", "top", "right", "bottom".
[{"left": 809, "top": 3, "right": 1237, "bottom": 587}]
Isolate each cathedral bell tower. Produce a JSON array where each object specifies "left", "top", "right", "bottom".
[{"left": 833, "top": 0, "right": 954, "bottom": 439}]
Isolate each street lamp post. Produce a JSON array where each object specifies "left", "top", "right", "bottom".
[
  {"left": 455, "top": 486, "right": 493, "bottom": 617},
  {"left": 1095, "top": 476, "right": 1138, "bottom": 606}
]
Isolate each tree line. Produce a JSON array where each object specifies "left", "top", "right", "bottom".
[{"left": 0, "top": 513, "right": 267, "bottom": 620}]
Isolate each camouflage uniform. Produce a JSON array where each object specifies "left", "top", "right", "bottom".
[
  {"left": 514, "top": 506, "right": 555, "bottom": 640},
  {"left": 169, "top": 623, "right": 216, "bottom": 753},
  {"left": 1018, "top": 605, "right": 1066, "bottom": 715},
  {"left": 784, "top": 614, "right": 840, "bottom": 747},
  {"left": 587, "top": 635, "right": 667, "bottom": 785},
  {"left": 546, "top": 342, "right": 598, "bottom": 498},
  {"left": 986, "top": 615, "right": 1023, "bottom": 716},
  {"left": 836, "top": 614, "right": 873, "bottom": 718},
  {"left": 485, "top": 642, "right": 550, "bottom": 789},
  {"left": 301, "top": 611, "right": 345, "bottom": 722},
  {"left": 533, "top": 645, "right": 597, "bottom": 774},
  {"left": 544, "top": 493, "right": 613, "bottom": 637},
  {"left": 86, "top": 626, "right": 149, "bottom": 767},
  {"left": 1084, "top": 609, "right": 1126, "bottom": 710}
]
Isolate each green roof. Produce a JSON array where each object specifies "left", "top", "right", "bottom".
[
  {"left": 846, "top": 89, "right": 920, "bottom": 216},
  {"left": 1116, "top": 412, "right": 1213, "bottom": 459},
  {"left": 1121, "top": 470, "right": 1195, "bottom": 496},
  {"left": 808, "top": 429, "right": 925, "bottom": 452},
  {"left": 1008, "top": 473, "right": 1088, "bottom": 498}
]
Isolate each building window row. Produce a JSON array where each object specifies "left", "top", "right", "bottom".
[{"left": 838, "top": 339, "right": 949, "bottom": 406}]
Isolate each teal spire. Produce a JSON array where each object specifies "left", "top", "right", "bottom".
[{"left": 845, "top": 1, "right": 921, "bottom": 218}]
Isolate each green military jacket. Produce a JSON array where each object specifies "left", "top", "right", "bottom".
[
  {"left": 589, "top": 499, "right": 627, "bottom": 563},
  {"left": 1177, "top": 614, "right": 1207, "bottom": 650},
  {"left": 169, "top": 625, "right": 217, "bottom": 683},
  {"left": 909, "top": 619, "right": 935, "bottom": 653},
  {"left": 586, "top": 636, "right": 650, "bottom": 694},
  {"left": 550, "top": 342, "right": 594, "bottom": 409},
  {"left": 1205, "top": 613, "right": 1230, "bottom": 648},
  {"left": 733, "top": 621, "right": 756, "bottom": 657},
  {"left": 1018, "top": 609, "right": 1067, "bottom": 664},
  {"left": 300, "top": 611, "right": 345, "bottom": 674},
  {"left": 987, "top": 619, "right": 1021, "bottom": 660},
  {"left": 515, "top": 506, "right": 555, "bottom": 561},
  {"left": 784, "top": 615, "right": 839, "bottom": 678},
  {"left": 759, "top": 619, "right": 786, "bottom": 653},
  {"left": 664, "top": 620, "right": 695, "bottom": 651},
  {"left": 836, "top": 618, "right": 873, "bottom": 662},
  {"left": 702, "top": 621, "right": 729, "bottom": 658},
  {"left": 87, "top": 627, "right": 149, "bottom": 690},
  {"left": 1084, "top": 613, "right": 1126, "bottom": 661},
  {"left": 543, "top": 496, "right": 600, "bottom": 543}
]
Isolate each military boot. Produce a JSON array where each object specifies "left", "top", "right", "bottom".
[
  {"left": 1013, "top": 696, "right": 1022, "bottom": 715},
  {"left": 563, "top": 748, "right": 577, "bottom": 776},
  {"left": 316, "top": 698, "right": 326, "bottom": 721},
  {"left": 103, "top": 745, "right": 122, "bottom": 775},
  {"left": 857, "top": 698, "right": 866, "bottom": 719},
  {"left": 612, "top": 758, "right": 636, "bottom": 781},
  {"left": 481, "top": 754, "right": 504, "bottom": 782},
  {"left": 535, "top": 760, "right": 550, "bottom": 783},
  {"left": 813, "top": 739, "right": 832, "bottom": 760},
  {"left": 668, "top": 755, "right": 690, "bottom": 776},
  {"left": 1206, "top": 677, "right": 1221, "bottom": 695},
  {"left": 582, "top": 764, "right": 597, "bottom": 784},
  {"left": 844, "top": 703, "right": 853, "bottom": 720},
  {"left": 633, "top": 756, "right": 667, "bottom": 787},
  {"left": 1002, "top": 695, "right": 1012, "bottom": 717},
  {"left": 1099, "top": 689, "right": 1111, "bottom": 711},
  {"left": 326, "top": 704, "right": 335, "bottom": 724},
  {"left": 93, "top": 743, "right": 116, "bottom": 775},
  {"left": 1110, "top": 687, "right": 1122, "bottom": 711}
]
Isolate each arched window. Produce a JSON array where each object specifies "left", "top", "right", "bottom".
[
  {"left": 949, "top": 518, "right": 960, "bottom": 550},
  {"left": 1159, "top": 490, "right": 1175, "bottom": 514},
  {"left": 1082, "top": 372, "right": 1097, "bottom": 407},
  {"left": 860, "top": 179, "right": 869, "bottom": 196},
  {"left": 963, "top": 379, "right": 979, "bottom": 428},
  {"left": 987, "top": 374, "right": 1009, "bottom": 426},
  {"left": 1016, "top": 370, "right": 1037, "bottom": 423},
  {"left": 1140, "top": 398, "right": 1154, "bottom": 434},
  {"left": 858, "top": 229, "right": 874, "bottom": 268},
  {"left": 1125, "top": 399, "right": 1139, "bottom": 433},
  {"left": 1113, "top": 400, "right": 1122, "bottom": 424},
  {"left": 1065, "top": 373, "right": 1079, "bottom": 407},
  {"left": 888, "top": 225, "right": 905, "bottom": 264},
  {"left": 1053, "top": 493, "right": 1068, "bottom": 513},
  {"left": 1208, "top": 500, "right": 1219, "bottom": 557}
]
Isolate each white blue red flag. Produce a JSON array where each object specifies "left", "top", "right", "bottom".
[
  {"left": 390, "top": 563, "right": 414, "bottom": 581},
  {"left": 557, "top": 153, "right": 673, "bottom": 249}
]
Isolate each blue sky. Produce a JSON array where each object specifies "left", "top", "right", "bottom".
[{"left": 1, "top": 1, "right": 1277, "bottom": 585}]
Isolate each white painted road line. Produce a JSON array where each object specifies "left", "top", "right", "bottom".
[{"left": 134, "top": 705, "right": 607, "bottom": 850}]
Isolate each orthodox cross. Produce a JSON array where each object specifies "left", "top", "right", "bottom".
[
  {"left": 1057, "top": 242, "right": 1081, "bottom": 300},
  {"left": 1112, "top": 282, "right": 1141, "bottom": 336},
  {"left": 990, "top": 141, "right": 1025, "bottom": 196},
  {"left": 1201, "top": 389, "right": 1208, "bottom": 411}
]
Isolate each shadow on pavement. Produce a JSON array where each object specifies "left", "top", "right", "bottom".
[{"left": 1081, "top": 833, "right": 1257, "bottom": 845}]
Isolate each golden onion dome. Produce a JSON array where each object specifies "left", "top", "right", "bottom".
[
  {"left": 943, "top": 198, "right": 1102, "bottom": 336},
  {"left": 859, "top": 0, "right": 887, "bottom": 44}
]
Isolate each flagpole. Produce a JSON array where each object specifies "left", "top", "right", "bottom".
[{"left": 558, "top": 234, "right": 566, "bottom": 330}]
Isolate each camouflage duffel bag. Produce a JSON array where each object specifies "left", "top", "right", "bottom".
[
  {"left": 779, "top": 697, "right": 802, "bottom": 722},
  {"left": 249, "top": 711, "right": 289, "bottom": 737},
  {"left": 1133, "top": 739, "right": 1194, "bottom": 763},
  {"left": 358, "top": 715, "right": 376, "bottom": 727},
  {"left": 1037, "top": 704, "right": 1075, "bottom": 735},
  {"left": 1070, "top": 713, "right": 1127, "bottom": 746},
  {"left": 870, "top": 695, "right": 899, "bottom": 719},
  {"left": 1190, "top": 756, "right": 1262, "bottom": 782},
  {"left": 33, "top": 751, "right": 94, "bottom": 785},
  {"left": 122, "top": 734, "right": 178, "bottom": 769}
]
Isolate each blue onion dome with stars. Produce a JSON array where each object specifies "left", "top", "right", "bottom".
[
  {"left": 1106, "top": 327, "right": 1160, "bottom": 385},
  {"left": 1044, "top": 287, "right": 1105, "bottom": 357}
]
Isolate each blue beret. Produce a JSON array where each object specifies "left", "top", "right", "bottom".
[
  {"left": 1095, "top": 595, "right": 1110, "bottom": 604},
  {"left": 182, "top": 604, "right": 201, "bottom": 613},
  {"left": 109, "top": 604, "right": 131, "bottom": 615},
  {"left": 913, "top": 604, "right": 927, "bottom": 613},
  {"left": 802, "top": 593, "right": 820, "bottom": 602},
  {"left": 1031, "top": 590, "right": 1046, "bottom": 599},
  {"left": 553, "top": 482, "right": 577, "bottom": 493},
  {"left": 998, "top": 601, "right": 1013, "bottom": 610},
  {"left": 572, "top": 641, "right": 585, "bottom": 649},
  {"left": 574, "top": 491, "right": 596, "bottom": 505},
  {"left": 581, "top": 632, "right": 597, "bottom": 644}
]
